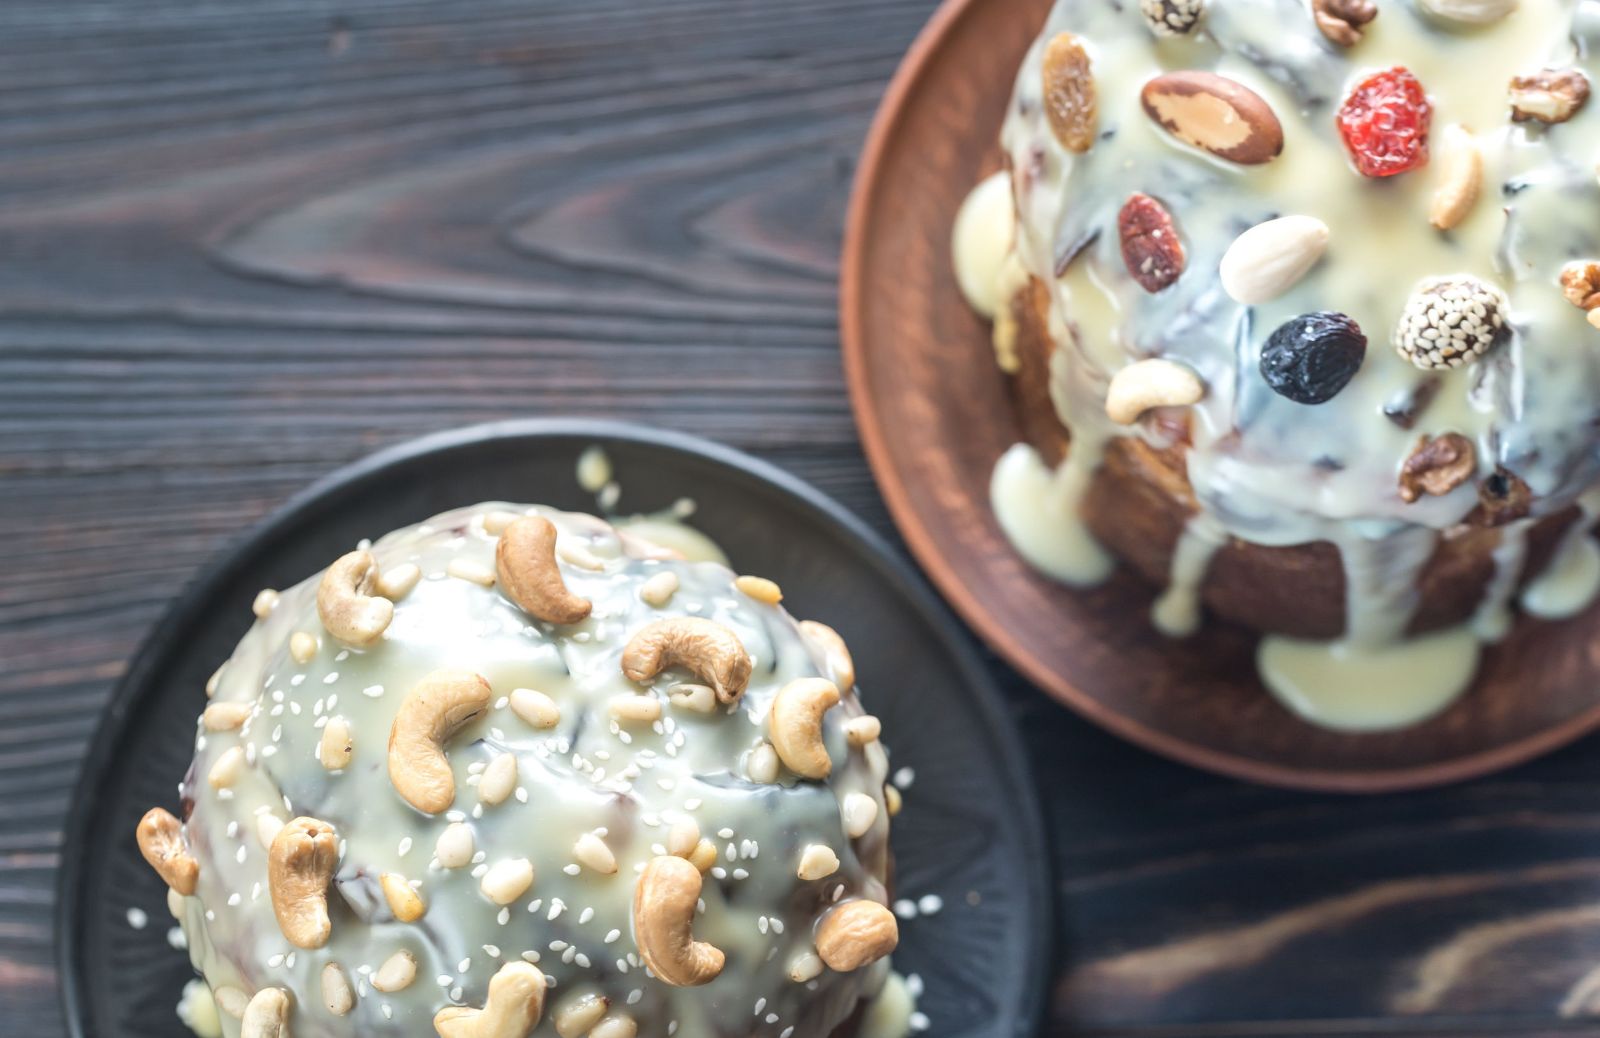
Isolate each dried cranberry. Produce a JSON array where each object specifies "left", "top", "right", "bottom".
[
  {"left": 1336, "top": 67, "right": 1432, "bottom": 178},
  {"left": 1259, "top": 311, "right": 1367, "bottom": 404}
]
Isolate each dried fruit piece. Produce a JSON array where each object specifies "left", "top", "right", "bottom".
[
  {"left": 1219, "top": 215, "right": 1330, "bottom": 304},
  {"left": 1141, "top": 71, "right": 1284, "bottom": 165},
  {"left": 1313, "top": 0, "right": 1377, "bottom": 45},
  {"left": 1382, "top": 376, "right": 1442, "bottom": 430},
  {"left": 1398, "top": 433, "right": 1477, "bottom": 503},
  {"left": 1140, "top": 0, "right": 1204, "bottom": 36},
  {"left": 1563, "top": 262, "right": 1600, "bottom": 310},
  {"left": 1118, "top": 194, "right": 1186, "bottom": 293},
  {"left": 1337, "top": 68, "right": 1433, "bottom": 178},
  {"left": 1041, "top": 33, "right": 1097, "bottom": 153},
  {"left": 1394, "top": 275, "right": 1508, "bottom": 370},
  {"left": 1260, "top": 312, "right": 1367, "bottom": 404},
  {"left": 1470, "top": 468, "right": 1532, "bottom": 526},
  {"left": 1509, "top": 68, "right": 1590, "bottom": 124}
]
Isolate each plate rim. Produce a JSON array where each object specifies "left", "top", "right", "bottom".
[
  {"left": 55, "top": 416, "right": 1055, "bottom": 1038},
  {"left": 838, "top": 0, "right": 1600, "bottom": 794}
]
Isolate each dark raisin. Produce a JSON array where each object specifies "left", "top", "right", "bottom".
[
  {"left": 1382, "top": 375, "right": 1441, "bottom": 429},
  {"left": 1259, "top": 311, "right": 1367, "bottom": 404}
]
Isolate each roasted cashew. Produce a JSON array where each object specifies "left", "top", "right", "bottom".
[
  {"left": 496, "top": 516, "right": 593, "bottom": 625},
  {"left": 799, "top": 620, "right": 856, "bottom": 692},
  {"left": 136, "top": 807, "right": 198, "bottom": 895},
  {"left": 240, "top": 988, "right": 290, "bottom": 1038},
  {"left": 317, "top": 550, "right": 394, "bottom": 647},
  {"left": 815, "top": 899, "right": 899, "bottom": 972},
  {"left": 388, "top": 669, "right": 492, "bottom": 814},
  {"left": 768, "top": 678, "right": 840, "bottom": 780},
  {"left": 434, "top": 961, "right": 547, "bottom": 1038},
  {"left": 268, "top": 816, "right": 339, "bottom": 949},
  {"left": 632, "top": 855, "right": 726, "bottom": 987},
  {"left": 620, "top": 618, "right": 752, "bottom": 705},
  {"left": 1103, "top": 358, "right": 1205, "bottom": 425}
]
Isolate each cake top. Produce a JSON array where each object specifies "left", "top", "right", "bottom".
[
  {"left": 142, "top": 502, "right": 898, "bottom": 1038},
  {"left": 1000, "top": 0, "right": 1600, "bottom": 546}
]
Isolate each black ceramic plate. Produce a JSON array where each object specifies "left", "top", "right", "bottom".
[{"left": 57, "top": 419, "right": 1052, "bottom": 1038}]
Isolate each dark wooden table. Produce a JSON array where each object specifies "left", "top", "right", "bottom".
[{"left": 6, "top": 1, "right": 1600, "bottom": 1035}]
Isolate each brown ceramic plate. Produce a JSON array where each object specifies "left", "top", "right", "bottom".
[{"left": 840, "top": 0, "right": 1600, "bottom": 792}]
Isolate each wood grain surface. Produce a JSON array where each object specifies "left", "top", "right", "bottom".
[{"left": 7, "top": 1, "right": 1600, "bottom": 1035}]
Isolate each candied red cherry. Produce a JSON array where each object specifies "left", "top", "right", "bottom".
[{"left": 1336, "top": 67, "right": 1432, "bottom": 178}]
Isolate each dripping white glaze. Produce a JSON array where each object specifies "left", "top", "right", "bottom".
[
  {"left": 1151, "top": 513, "right": 1227, "bottom": 637},
  {"left": 956, "top": 0, "right": 1600, "bottom": 730},
  {"left": 1521, "top": 489, "right": 1600, "bottom": 619},
  {"left": 990, "top": 443, "right": 1115, "bottom": 586}
]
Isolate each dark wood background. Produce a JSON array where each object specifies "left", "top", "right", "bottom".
[{"left": 7, "top": 1, "right": 1600, "bottom": 1035}]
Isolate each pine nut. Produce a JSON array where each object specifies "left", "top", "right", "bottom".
[
  {"left": 256, "top": 812, "right": 285, "bottom": 849},
  {"left": 319, "top": 717, "right": 353, "bottom": 770},
  {"left": 208, "top": 746, "right": 245, "bottom": 789},
  {"left": 202, "top": 702, "right": 251, "bottom": 732},
  {"left": 787, "top": 951, "right": 824, "bottom": 982},
  {"left": 733, "top": 575, "right": 783, "bottom": 605},
  {"left": 214, "top": 985, "right": 250, "bottom": 1018},
  {"left": 372, "top": 949, "right": 417, "bottom": 992},
  {"left": 687, "top": 838, "right": 718, "bottom": 873},
  {"left": 885, "top": 785, "right": 903, "bottom": 817},
  {"left": 554, "top": 992, "right": 610, "bottom": 1038},
  {"left": 205, "top": 663, "right": 226, "bottom": 698},
  {"left": 797, "top": 844, "right": 840, "bottom": 881},
  {"left": 747, "top": 741, "right": 780, "bottom": 784},
  {"left": 252, "top": 589, "right": 280, "bottom": 619},
  {"left": 639, "top": 571, "right": 679, "bottom": 607},
  {"left": 381, "top": 873, "right": 426, "bottom": 922},
  {"left": 447, "top": 557, "right": 496, "bottom": 587},
  {"left": 435, "top": 822, "right": 475, "bottom": 869},
  {"left": 478, "top": 754, "right": 518, "bottom": 806},
  {"left": 666, "top": 819, "right": 700, "bottom": 858},
  {"left": 558, "top": 540, "right": 606, "bottom": 572},
  {"left": 844, "top": 715, "right": 881, "bottom": 748},
  {"left": 483, "top": 509, "right": 522, "bottom": 535},
  {"left": 509, "top": 688, "right": 561, "bottom": 729},
  {"left": 481, "top": 858, "right": 535, "bottom": 906},
  {"left": 289, "top": 631, "right": 319, "bottom": 665},
  {"left": 591, "top": 1014, "right": 638, "bottom": 1038},
  {"left": 608, "top": 694, "right": 661, "bottom": 725},
  {"left": 321, "top": 962, "right": 353, "bottom": 1016},
  {"left": 376, "top": 562, "right": 421, "bottom": 601},
  {"left": 667, "top": 684, "right": 715, "bottom": 714},
  {"left": 574, "top": 833, "right": 618, "bottom": 874},
  {"left": 841, "top": 792, "right": 879, "bottom": 838}
]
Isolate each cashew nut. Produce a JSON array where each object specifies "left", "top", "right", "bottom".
[
  {"left": 240, "top": 988, "right": 290, "bottom": 1038},
  {"left": 268, "top": 816, "right": 338, "bottom": 949},
  {"left": 768, "top": 678, "right": 840, "bottom": 780},
  {"left": 815, "top": 899, "right": 899, "bottom": 972},
  {"left": 136, "top": 807, "right": 198, "bottom": 895},
  {"left": 1430, "top": 124, "right": 1482, "bottom": 231},
  {"left": 799, "top": 620, "right": 855, "bottom": 691},
  {"left": 632, "top": 855, "right": 726, "bottom": 986},
  {"left": 496, "top": 516, "right": 593, "bottom": 625},
  {"left": 316, "top": 550, "right": 394, "bottom": 647},
  {"left": 1104, "top": 358, "right": 1205, "bottom": 425},
  {"left": 388, "top": 669, "right": 492, "bottom": 814},
  {"left": 620, "top": 618, "right": 752, "bottom": 705},
  {"left": 434, "top": 961, "right": 547, "bottom": 1038},
  {"left": 553, "top": 992, "right": 610, "bottom": 1038}
]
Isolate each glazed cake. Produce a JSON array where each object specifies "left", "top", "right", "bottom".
[
  {"left": 135, "top": 503, "right": 904, "bottom": 1038},
  {"left": 954, "top": 0, "right": 1600, "bottom": 727}
]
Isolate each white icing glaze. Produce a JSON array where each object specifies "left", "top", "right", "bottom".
[
  {"left": 167, "top": 503, "right": 895, "bottom": 1037},
  {"left": 1258, "top": 625, "right": 1482, "bottom": 731},
  {"left": 1521, "top": 488, "right": 1600, "bottom": 617},
  {"left": 178, "top": 978, "right": 222, "bottom": 1038},
  {"left": 952, "top": 171, "right": 1019, "bottom": 320},
  {"left": 956, "top": 0, "right": 1600, "bottom": 729},
  {"left": 989, "top": 443, "right": 1114, "bottom": 586},
  {"left": 858, "top": 970, "right": 915, "bottom": 1038}
]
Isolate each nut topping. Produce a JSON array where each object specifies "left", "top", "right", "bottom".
[
  {"left": 1141, "top": 71, "right": 1284, "bottom": 165},
  {"left": 1509, "top": 68, "right": 1590, "bottom": 125},
  {"left": 1140, "top": 0, "right": 1204, "bottom": 36},
  {"left": 1040, "top": 33, "right": 1097, "bottom": 153},
  {"left": 1118, "top": 194, "right": 1186, "bottom": 293},
  {"left": 1399, "top": 433, "right": 1477, "bottom": 503},
  {"left": 1394, "top": 276, "right": 1508, "bottom": 370},
  {"left": 1313, "top": 0, "right": 1377, "bottom": 45},
  {"left": 1471, "top": 468, "right": 1533, "bottom": 526},
  {"left": 1219, "top": 215, "right": 1329, "bottom": 305},
  {"left": 1419, "top": 0, "right": 1518, "bottom": 25},
  {"left": 1560, "top": 262, "right": 1600, "bottom": 311},
  {"left": 1429, "top": 125, "right": 1482, "bottom": 231}
]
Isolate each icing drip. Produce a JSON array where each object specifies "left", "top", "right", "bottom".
[
  {"left": 989, "top": 443, "right": 1115, "bottom": 586},
  {"left": 1521, "top": 489, "right": 1600, "bottom": 619},
  {"left": 1471, "top": 519, "right": 1534, "bottom": 641},
  {"left": 1151, "top": 513, "right": 1227, "bottom": 637}
]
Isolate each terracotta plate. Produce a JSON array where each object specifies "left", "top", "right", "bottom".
[
  {"left": 57, "top": 420, "right": 1050, "bottom": 1038},
  {"left": 840, "top": 0, "right": 1600, "bottom": 792}
]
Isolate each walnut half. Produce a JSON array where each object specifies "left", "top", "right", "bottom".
[
  {"left": 1509, "top": 67, "right": 1591, "bottom": 124},
  {"left": 1399, "top": 433, "right": 1477, "bottom": 504}
]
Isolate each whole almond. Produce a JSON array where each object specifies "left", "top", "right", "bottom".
[
  {"left": 1041, "top": 33, "right": 1097, "bottom": 153},
  {"left": 1419, "top": 0, "right": 1517, "bottom": 25},
  {"left": 1141, "top": 72, "right": 1284, "bottom": 165},
  {"left": 1219, "top": 215, "right": 1330, "bottom": 304},
  {"left": 1428, "top": 124, "right": 1482, "bottom": 231}
]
